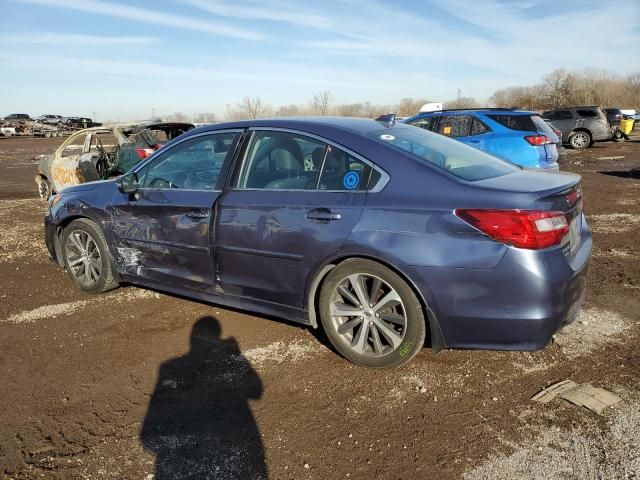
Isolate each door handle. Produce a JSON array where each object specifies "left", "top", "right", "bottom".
[
  {"left": 186, "top": 210, "right": 209, "bottom": 220},
  {"left": 306, "top": 208, "right": 341, "bottom": 221}
]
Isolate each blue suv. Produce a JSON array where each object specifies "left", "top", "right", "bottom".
[{"left": 403, "top": 108, "right": 560, "bottom": 170}]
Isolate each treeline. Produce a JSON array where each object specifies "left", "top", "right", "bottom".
[
  {"left": 161, "top": 67, "right": 640, "bottom": 123},
  {"left": 490, "top": 68, "right": 640, "bottom": 111}
]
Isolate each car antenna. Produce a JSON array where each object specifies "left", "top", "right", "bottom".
[{"left": 375, "top": 113, "right": 396, "bottom": 126}]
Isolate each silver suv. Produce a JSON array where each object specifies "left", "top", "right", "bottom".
[{"left": 542, "top": 106, "right": 611, "bottom": 149}]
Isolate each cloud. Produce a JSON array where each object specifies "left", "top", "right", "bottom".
[
  {"left": 0, "top": 33, "right": 159, "bottom": 45},
  {"left": 18, "top": 0, "right": 265, "bottom": 41},
  {"left": 184, "top": 0, "right": 331, "bottom": 29}
]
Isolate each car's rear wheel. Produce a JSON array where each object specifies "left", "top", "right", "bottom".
[
  {"left": 568, "top": 131, "right": 591, "bottom": 149},
  {"left": 61, "top": 219, "right": 119, "bottom": 294},
  {"left": 319, "top": 259, "right": 425, "bottom": 368}
]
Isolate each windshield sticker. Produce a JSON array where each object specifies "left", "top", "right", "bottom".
[
  {"left": 379, "top": 134, "right": 395, "bottom": 141},
  {"left": 343, "top": 171, "right": 360, "bottom": 190},
  {"left": 443, "top": 126, "right": 452, "bottom": 135}
]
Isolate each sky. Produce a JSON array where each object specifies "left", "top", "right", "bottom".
[{"left": 1, "top": 0, "right": 639, "bottom": 121}]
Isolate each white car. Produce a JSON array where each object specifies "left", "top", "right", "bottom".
[{"left": 36, "top": 114, "right": 64, "bottom": 125}]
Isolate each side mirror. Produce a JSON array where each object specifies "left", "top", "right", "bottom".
[{"left": 117, "top": 172, "right": 139, "bottom": 194}]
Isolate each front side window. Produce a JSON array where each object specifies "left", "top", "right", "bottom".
[
  {"left": 407, "top": 116, "right": 436, "bottom": 131},
  {"left": 237, "top": 131, "right": 375, "bottom": 191},
  {"left": 546, "top": 110, "right": 573, "bottom": 121},
  {"left": 140, "top": 132, "right": 239, "bottom": 190},
  {"left": 61, "top": 133, "right": 88, "bottom": 157}
]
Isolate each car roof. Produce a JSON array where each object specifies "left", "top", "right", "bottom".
[{"left": 191, "top": 116, "right": 398, "bottom": 135}]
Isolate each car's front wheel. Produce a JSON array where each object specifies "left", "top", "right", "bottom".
[
  {"left": 568, "top": 131, "right": 591, "bottom": 149},
  {"left": 319, "top": 259, "right": 426, "bottom": 368},
  {"left": 61, "top": 219, "right": 119, "bottom": 294}
]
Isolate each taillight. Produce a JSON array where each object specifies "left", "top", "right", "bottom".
[
  {"left": 135, "top": 148, "right": 154, "bottom": 159},
  {"left": 524, "top": 135, "right": 552, "bottom": 146},
  {"left": 455, "top": 209, "right": 569, "bottom": 249}
]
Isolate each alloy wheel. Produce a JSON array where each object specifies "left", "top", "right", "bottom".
[
  {"left": 329, "top": 273, "right": 407, "bottom": 357},
  {"left": 65, "top": 230, "right": 102, "bottom": 287},
  {"left": 572, "top": 132, "right": 589, "bottom": 148}
]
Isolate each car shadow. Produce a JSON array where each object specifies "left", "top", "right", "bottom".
[
  {"left": 598, "top": 168, "right": 640, "bottom": 179},
  {"left": 140, "top": 315, "right": 268, "bottom": 479}
]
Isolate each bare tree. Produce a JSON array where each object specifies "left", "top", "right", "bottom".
[
  {"left": 275, "top": 104, "right": 302, "bottom": 117},
  {"left": 237, "top": 96, "right": 268, "bottom": 119},
  {"left": 444, "top": 97, "right": 481, "bottom": 109},
  {"left": 312, "top": 90, "right": 333, "bottom": 115},
  {"left": 396, "top": 98, "right": 430, "bottom": 117}
]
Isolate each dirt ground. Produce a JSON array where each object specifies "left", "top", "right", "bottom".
[{"left": 0, "top": 134, "right": 638, "bottom": 480}]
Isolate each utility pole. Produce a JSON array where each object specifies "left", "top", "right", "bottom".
[
  {"left": 151, "top": 107, "right": 156, "bottom": 120},
  {"left": 457, "top": 89, "right": 461, "bottom": 102}
]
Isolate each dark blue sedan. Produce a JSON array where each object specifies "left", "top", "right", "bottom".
[{"left": 44, "top": 117, "right": 591, "bottom": 368}]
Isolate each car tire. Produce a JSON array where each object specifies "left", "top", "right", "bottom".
[
  {"left": 37, "top": 177, "right": 52, "bottom": 200},
  {"left": 319, "top": 259, "right": 426, "bottom": 368},
  {"left": 61, "top": 218, "right": 119, "bottom": 294},
  {"left": 568, "top": 131, "right": 591, "bottom": 149}
]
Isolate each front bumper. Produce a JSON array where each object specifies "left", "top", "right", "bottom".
[
  {"left": 44, "top": 212, "right": 61, "bottom": 265},
  {"left": 410, "top": 216, "right": 592, "bottom": 350}
]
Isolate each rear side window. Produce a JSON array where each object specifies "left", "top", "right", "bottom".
[
  {"left": 437, "top": 115, "right": 472, "bottom": 137},
  {"left": 370, "top": 125, "right": 518, "bottom": 182},
  {"left": 237, "top": 131, "right": 375, "bottom": 191},
  {"left": 576, "top": 109, "right": 598, "bottom": 118},
  {"left": 486, "top": 114, "right": 536, "bottom": 131}
]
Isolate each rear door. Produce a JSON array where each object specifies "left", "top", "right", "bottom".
[
  {"left": 109, "top": 130, "right": 242, "bottom": 293},
  {"left": 215, "top": 129, "right": 383, "bottom": 309}
]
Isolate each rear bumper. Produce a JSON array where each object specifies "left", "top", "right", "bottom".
[{"left": 411, "top": 215, "right": 592, "bottom": 350}]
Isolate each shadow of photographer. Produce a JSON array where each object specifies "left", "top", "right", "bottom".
[{"left": 141, "top": 316, "right": 267, "bottom": 479}]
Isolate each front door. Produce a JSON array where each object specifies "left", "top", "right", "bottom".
[
  {"left": 109, "top": 130, "right": 242, "bottom": 293},
  {"left": 216, "top": 129, "right": 380, "bottom": 309}
]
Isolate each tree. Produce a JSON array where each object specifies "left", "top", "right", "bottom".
[
  {"left": 311, "top": 90, "right": 333, "bottom": 115},
  {"left": 396, "top": 98, "right": 429, "bottom": 117},
  {"left": 238, "top": 96, "right": 269, "bottom": 119},
  {"left": 443, "top": 97, "right": 481, "bottom": 109}
]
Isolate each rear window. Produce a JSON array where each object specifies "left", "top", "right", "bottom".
[
  {"left": 486, "top": 114, "right": 536, "bottom": 131},
  {"left": 369, "top": 125, "right": 518, "bottom": 182}
]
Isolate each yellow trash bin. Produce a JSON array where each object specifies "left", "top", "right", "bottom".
[{"left": 620, "top": 118, "right": 634, "bottom": 135}]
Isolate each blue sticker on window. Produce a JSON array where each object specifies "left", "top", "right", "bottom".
[{"left": 343, "top": 171, "right": 359, "bottom": 190}]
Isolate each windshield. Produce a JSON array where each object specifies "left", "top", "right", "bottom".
[{"left": 369, "top": 125, "right": 519, "bottom": 181}]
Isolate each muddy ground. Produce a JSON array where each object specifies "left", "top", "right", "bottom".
[{"left": 0, "top": 135, "right": 638, "bottom": 480}]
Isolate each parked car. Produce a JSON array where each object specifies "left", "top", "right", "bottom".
[
  {"left": 36, "top": 114, "right": 64, "bottom": 125},
  {"left": 604, "top": 108, "right": 623, "bottom": 127},
  {"left": 3, "top": 113, "right": 31, "bottom": 121},
  {"left": 44, "top": 117, "right": 591, "bottom": 368},
  {"left": 108, "top": 122, "right": 195, "bottom": 177},
  {"left": 64, "top": 117, "right": 101, "bottom": 128},
  {"left": 35, "top": 122, "right": 194, "bottom": 198},
  {"left": 543, "top": 119, "right": 566, "bottom": 155},
  {"left": 403, "top": 108, "right": 559, "bottom": 169},
  {"left": 542, "top": 107, "right": 611, "bottom": 149}
]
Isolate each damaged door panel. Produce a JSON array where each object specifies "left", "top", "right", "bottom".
[{"left": 109, "top": 131, "right": 242, "bottom": 293}]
